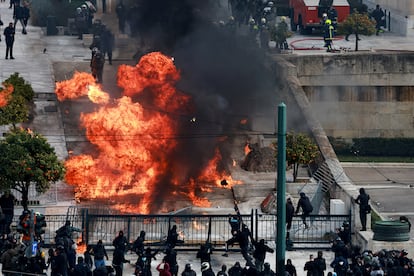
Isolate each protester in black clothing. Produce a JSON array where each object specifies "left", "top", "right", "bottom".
[
  {"left": 115, "top": 0, "right": 126, "bottom": 33},
  {"left": 313, "top": 251, "right": 326, "bottom": 276},
  {"left": 22, "top": 3, "right": 30, "bottom": 27},
  {"left": 217, "top": 264, "right": 228, "bottom": 276},
  {"left": 0, "top": 191, "right": 15, "bottom": 234},
  {"left": 91, "top": 239, "right": 108, "bottom": 269},
  {"left": 113, "top": 230, "right": 129, "bottom": 253},
  {"left": 4, "top": 22, "right": 15, "bottom": 60},
  {"left": 285, "top": 259, "right": 297, "bottom": 276},
  {"left": 229, "top": 214, "right": 241, "bottom": 235},
  {"left": 355, "top": 187, "right": 370, "bottom": 231},
  {"left": 252, "top": 239, "right": 274, "bottom": 272},
  {"left": 90, "top": 49, "right": 105, "bottom": 83},
  {"left": 100, "top": 26, "right": 114, "bottom": 65},
  {"left": 295, "top": 192, "right": 313, "bottom": 229},
  {"left": 371, "top": 4, "right": 385, "bottom": 35},
  {"left": 182, "top": 263, "right": 197, "bottom": 276},
  {"left": 201, "top": 261, "right": 215, "bottom": 276},
  {"left": 132, "top": 230, "right": 146, "bottom": 257},
  {"left": 13, "top": 2, "right": 26, "bottom": 34},
  {"left": 74, "top": 256, "right": 90, "bottom": 276},
  {"left": 304, "top": 254, "right": 316, "bottom": 276},
  {"left": 338, "top": 221, "right": 351, "bottom": 245},
  {"left": 331, "top": 237, "right": 348, "bottom": 259},
  {"left": 165, "top": 246, "right": 179, "bottom": 276},
  {"left": 330, "top": 254, "right": 348, "bottom": 276},
  {"left": 113, "top": 246, "right": 130, "bottom": 276},
  {"left": 50, "top": 246, "right": 69, "bottom": 276},
  {"left": 166, "top": 225, "right": 183, "bottom": 249},
  {"left": 84, "top": 246, "right": 94, "bottom": 272},
  {"left": 258, "top": 262, "right": 274, "bottom": 276},
  {"left": 196, "top": 242, "right": 213, "bottom": 264},
  {"left": 286, "top": 198, "right": 295, "bottom": 239},
  {"left": 228, "top": 261, "right": 243, "bottom": 276}
]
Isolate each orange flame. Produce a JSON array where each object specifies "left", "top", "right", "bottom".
[
  {"left": 55, "top": 72, "right": 96, "bottom": 101},
  {"left": 244, "top": 143, "right": 251, "bottom": 155},
  {"left": 0, "top": 84, "right": 14, "bottom": 107},
  {"left": 240, "top": 118, "right": 248, "bottom": 125},
  {"left": 57, "top": 52, "right": 241, "bottom": 214}
]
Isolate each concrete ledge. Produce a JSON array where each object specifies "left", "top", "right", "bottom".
[{"left": 356, "top": 230, "right": 414, "bottom": 256}]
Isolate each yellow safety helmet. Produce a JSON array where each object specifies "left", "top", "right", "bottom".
[{"left": 325, "top": 19, "right": 332, "bottom": 25}]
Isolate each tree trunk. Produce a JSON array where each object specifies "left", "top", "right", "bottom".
[
  {"left": 21, "top": 185, "right": 29, "bottom": 211},
  {"left": 293, "top": 163, "right": 299, "bottom": 182},
  {"left": 355, "top": 32, "right": 359, "bottom": 51}
]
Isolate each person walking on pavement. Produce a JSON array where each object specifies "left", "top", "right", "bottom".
[
  {"left": 101, "top": 25, "right": 114, "bottom": 65},
  {"left": 116, "top": 0, "right": 126, "bottom": 34},
  {"left": 371, "top": 4, "right": 385, "bottom": 35},
  {"left": 355, "top": 187, "right": 370, "bottom": 231},
  {"left": 295, "top": 192, "right": 313, "bottom": 229},
  {"left": 4, "top": 22, "right": 15, "bottom": 60},
  {"left": 13, "top": 2, "right": 27, "bottom": 34},
  {"left": 22, "top": 2, "right": 30, "bottom": 28}
]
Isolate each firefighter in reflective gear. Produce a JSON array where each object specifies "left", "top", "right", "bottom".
[{"left": 323, "top": 19, "right": 334, "bottom": 52}]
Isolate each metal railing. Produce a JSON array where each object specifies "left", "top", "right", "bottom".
[{"left": 11, "top": 209, "right": 350, "bottom": 250}]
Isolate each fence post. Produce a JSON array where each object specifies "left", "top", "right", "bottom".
[
  {"left": 84, "top": 209, "right": 89, "bottom": 246},
  {"left": 250, "top": 209, "right": 254, "bottom": 239},
  {"left": 127, "top": 216, "right": 131, "bottom": 242},
  {"left": 255, "top": 209, "right": 258, "bottom": 242}
]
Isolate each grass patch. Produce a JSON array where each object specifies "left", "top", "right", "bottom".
[{"left": 337, "top": 156, "right": 414, "bottom": 163}]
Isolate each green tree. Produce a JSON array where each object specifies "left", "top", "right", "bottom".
[
  {"left": 275, "top": 132, "right": 320, "bottom": 182},
  {"left": 0, "top": 73, "right": 35, "bottom": 128},
  {"left": 338, "top": 10, "right": 376, "bottom": 51},
  {"left": 0, "top": 128, "right": 65, "bottom": 210}
]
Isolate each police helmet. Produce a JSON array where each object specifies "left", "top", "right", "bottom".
[
  {"left": 81, "top": 4, "right": 87, "bottom": 8},
  {"left": 281, "top": 16, "right": 287, "bottom": 22},
  {"left": 267, "top": 1, "right": 274, "bottom": 7},
  {"left": 261, "top": 18, "right": 266, "bottom": 24}
]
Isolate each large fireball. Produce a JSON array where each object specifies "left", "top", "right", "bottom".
[{"left": 56, "top": 52, "right": 241, "bottom": 214}]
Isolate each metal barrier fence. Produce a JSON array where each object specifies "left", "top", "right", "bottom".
[{"left": 11, "top": 210, "right": 350, "bottom": 250}]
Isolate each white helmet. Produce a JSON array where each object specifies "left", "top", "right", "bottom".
[
  {"left": 201, "top": 262, "right": 210, "bottom": 272},
  {"left": 268, "top": 1, "right": 274, "bottom": 7},
  {"left": 261, "top": 18, "right": 267, "bottom": 24}
]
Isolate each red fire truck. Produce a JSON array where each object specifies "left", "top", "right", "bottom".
[{"left": 289, "top": 0, "right": 350, "bottom": 33}]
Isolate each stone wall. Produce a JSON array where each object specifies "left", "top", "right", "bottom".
[{"left": 281, "top": 52, "right": 414, "bottom": 139}]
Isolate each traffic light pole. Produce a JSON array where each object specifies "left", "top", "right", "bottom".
[{"left": 276, "top": 103, "right": 286, "bottom": 275}]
